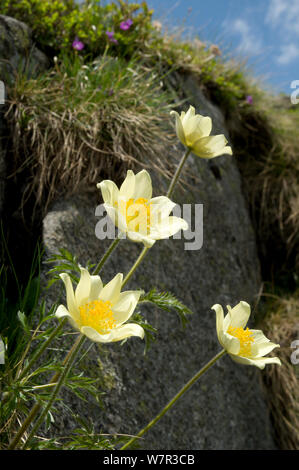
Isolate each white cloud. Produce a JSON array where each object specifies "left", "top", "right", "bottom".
[
  {"left": 266, "top": 0, "right": 299, "bottom": 65},
  {"left": 229, "top": 19, "right": 262, "bottom": 55},
  {"left": 266, "top": 0, "right": 299, "bottom": 36},
  {"left": 276, "top": 43, "right": 299, "bottom": 65},
  {"left": 266, "top": 0, "right": 288, "bottom": 23}
]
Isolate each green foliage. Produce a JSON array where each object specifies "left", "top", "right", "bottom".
[
  {"left": 25, "top": 415, "right": 122, "bottom": 449},
  {"left": 65, "top": 416, "right": 121, "bottom": 450},
  {"left": 131, "top": 311, "right": 157, "bottom": 354},
  {"left": 0, "top": 298, "right": 102, "bottom": 449},
  {"left": 2, "top": 0, "right": 154, "bottom": 58},
  {"left": 46, "top": 248, "right": 93, "bottom": 287},
  {"left": 140, "top": 288, "right": 193, "bottom": 328},
  {"left": 8, "top": 53, "right": 175, "bottom": 212}
]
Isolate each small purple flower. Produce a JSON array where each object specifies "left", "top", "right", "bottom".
[
  {"left": 72, "top": 37, "right": 85, "bottom": 51},
  {"left": 120, "top": 19, "right": 133, "bottom": 31},
  {"left": 106, "top": 31, "right": 118, "bottom": 44},
  {"left": 246, "top": 95, "right": 253, "bottom": 105},
  {"left": 108, "top": 88, "right": 114, "bottom": 96}
]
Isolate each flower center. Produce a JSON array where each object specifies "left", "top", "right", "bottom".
[
  {"left": 116, "top": 197, "right": 152, "bottom": 233},
  {"left": 79, "top": 300, "right": 116, "bottom": 334},
  {"left": 227, "top": 326, "right": 254, "bottom": 356}
]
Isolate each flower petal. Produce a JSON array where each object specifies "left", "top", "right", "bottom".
[
  {"left": 80, "top": 326, "right": 112, "bottom": 343},
  {"left": 192, "top": 135, "right": 231, "bottom": 159},
  {"left": 198, "top": 116, "right": 212, "bottom": 137},
  {"left": 59, "top": 273, "right": 79, "bottom": 320},
  {"left": 170, "top": 110, "right": 187, "bottom": 146},
  {"left": 109, "top": 323, "right": 145, "bottom": 342},
  {"left": 229, "top": 354, "right": 281, "bottom": 369},
  {"left": 227, "top": 301, "right": 251, "bottom": 329},
  {"left": 181, "top": 105, "right": 195, "bottom": 126},
  {"left": 133, "top": 170, "right": 152, "bottom": 200},
  {"left": 97, "top": 180, "right": 119, "bottom": 205},
  {"left": 211, "top": 304, "right": 224, "bottom": 339},
  {"left": 104, "top": 203, "right": 128, "bottom": 233},
  {"left": 220, "top": 330, "right": 240, "bottom": 355},
  {"left": 112, "top": 291, "right": 142, "bottom": 324},
  {"left": 127, "top": 230, "right": 156, "bottom": 247},
  {"left": 251, "top": 341, "right": 280, "bottom": 358},
  {"left": 55, "top": 304, "right": 72, "bottom": 319},
  {"left": 250, "top": 329, "right": 271, "bottom": 344},
  {"left": 185, "top": 116, "right": 212, "bottom": 143},
  {"left": 75, "top": 268, "right": 91, "bottom": 306},
  {"left": 150, "top": 196, "right": 177, "bottom": 222},
  {"left": 99, "top": 273, "right": 123, "bottom": 304},
  {"left": 120, "top": 170, "right": 135, "bottom": 199},
  {"left": 152, "top": 216, "right": 188, "bottom": 238},
  {"left": 89, "top": 275, "right": 103, "bottom": 302},
  {"left": 55, "top": 304, "right": 79, "bottom": 330}
]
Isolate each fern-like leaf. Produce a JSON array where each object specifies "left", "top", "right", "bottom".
[{"left": 140, "top": 289, "right": 193, "bottom": 328}]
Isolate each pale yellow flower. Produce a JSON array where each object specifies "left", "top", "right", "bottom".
[
  {"left": 56, "top": 268, "right": 144, "bottom": 343},
  {"left": 97, "top": 169, "right": 188, "bottom": 247},
  {"left": 170, "top": 105, "right": 233, "bottom": 159},
  {"left": 212, "top": 301, "right": 281, "bottom": 369}
]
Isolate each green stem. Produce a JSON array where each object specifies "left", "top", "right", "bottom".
[
  {"left": 19, "top": 318, "right": 68, "bottom": 381},
  {"left": 120, "top": 349, "right": 226, "bottom": 450},
  {"left": 121, "top": 247, "right": 149, "bottom": 288},
  {"left": 22, "top": 334, "right": 86, "bottom": 449},
  {"left": 31, "top": 383, "right": 58, "bottom": 390},
  {"left": 7, "top": 335, "right": 84, "bottom": 450},
  {"left": 1, "top": 319, "right": 68, "bottom": 409},
  {"left": 166, "top": 148, "right": 191, "bottom": 199},
  {"left": 93, "top": 236, "right": 121, "bottom": 275}
]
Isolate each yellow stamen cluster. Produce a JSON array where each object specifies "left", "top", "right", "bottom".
[
  {"left": 79, "top": 300, "right": 116, "bottom": 334},
  {"left": 116, "top": 198, "right": 152, "bottom": 233},
  {"left": 227, "top": 326, "right": 254, "bottom": 356}
]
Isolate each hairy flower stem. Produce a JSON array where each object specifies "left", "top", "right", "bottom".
[
  {"left": 120, "top": 349, "right": 226, "bottom": 450},
  {"left": 122, "top": 247, "right": 149, "bottom": 288},
  {"left": 166, "top": 148, "right": 191, "bottom": 199},
  {"left": 8, "top": 334, "right": 85, "bottom": 450},
  {"left": 93, "top": 236, "right": 122, "bottom": 275},
  {"left": 22, "top": 334, "right": 86, "bottom": 449}
]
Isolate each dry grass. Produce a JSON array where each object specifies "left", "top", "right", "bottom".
[
  {"left": 259, "top": 293, "right": 299, "bottom": 449},
  {"left": 5, "top": 54, "right": 176, "bottom": 218},
  {"left": 226, "top": 92, "right": 299, "bottom": 275}
]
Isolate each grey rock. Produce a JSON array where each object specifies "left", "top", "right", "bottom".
[
  {"left": 42, "top": 77, "right": 275, "bottom": 449},
  {"left": 0, "top": 15, "right": 49, "bottom": 83},
  {"left": 0, "top": 15, "right": 49, "bottom": 218}
]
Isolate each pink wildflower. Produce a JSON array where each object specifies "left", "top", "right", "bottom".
[
  {"left": 106, "top": 31, "right": 118, "bottom": 44},
  {"left": 72, "top": 37, "right": 84, "bottom": 51},
  {"left": 120, "top": 19, "right": 133, "bottom": 31}
]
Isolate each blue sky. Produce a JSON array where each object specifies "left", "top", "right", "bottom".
[{"left": 139, "top": 0, "right": 299, "bottom": 95}]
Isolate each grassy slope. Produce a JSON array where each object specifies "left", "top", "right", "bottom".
[{"left": 1, "top": 0, "right": 298, "bottom": 449}]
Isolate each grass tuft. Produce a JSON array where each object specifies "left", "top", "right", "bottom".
[
  {"left": 5, "top": 54, "right": 176, "bottom": 216},
  {"left": 225, "top": 90, "right": 299, "bottom": 277},
  {"left": 259, "top": 293, "right": 299, "bottom": 450}
]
